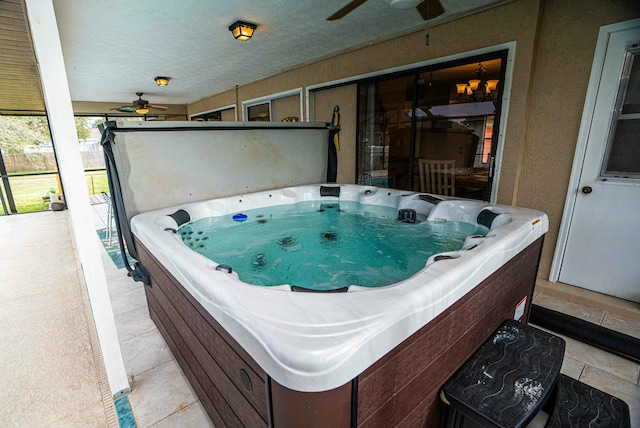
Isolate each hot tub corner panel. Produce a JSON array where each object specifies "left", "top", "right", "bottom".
[
  {"left": 138, "top": 239, "right": 269, "bottom": 427},
  {"left": 355, "top": 236, "right": 544, "bottom": 427}
]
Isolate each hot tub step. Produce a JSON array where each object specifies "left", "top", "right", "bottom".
[{"left": 442, "top": 319, "right": 565, "bottom": 428}]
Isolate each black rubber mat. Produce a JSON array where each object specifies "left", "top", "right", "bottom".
[
  {"left": 530, "top": 304, "right": 640, "bottom": 364},
  {"left": 545, "top": 374, "right": 630, "bottom": 428}
]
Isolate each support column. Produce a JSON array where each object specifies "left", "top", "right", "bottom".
[{"left": 24, "top": 0, "right": 129, "bottom": 397}]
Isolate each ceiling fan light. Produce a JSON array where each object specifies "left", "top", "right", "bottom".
[
  {"left": 154, "top": 76, "right": 170, "bottom": 86},
  {"left": 229, "top": 20, "right": 257, "bottom": 41},
  {"left": 385, "top": 0, "right": 422, "bottom": 9},
  {"left": 136, "top": 107, "right": 149, "bottom": 115}
]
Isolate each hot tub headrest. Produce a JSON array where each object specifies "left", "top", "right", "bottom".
[
  {"left": 418, "top": 194, "right": 443, "bottom": 205},
  {"left": 477, "top": 209, "right": 499, "bottom": 229},
  {"left": 168, "top": 209, "right": 191, "bottom": 228},
  {"left": 477, "top": 209, "right": 512, "bottom": 229},
  {"left": 320, "top": 185, "right": 340, "bottom": 197}
]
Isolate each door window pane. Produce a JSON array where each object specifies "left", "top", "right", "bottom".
[
  {"left": 604, "top": 119, "right": 640, "bottom": 176},
  {"left": 621, "top": 53, "right": 640, "bottom": 114},
  {"left": 603, "top": 48, "right": 640, "bottom": 179}
]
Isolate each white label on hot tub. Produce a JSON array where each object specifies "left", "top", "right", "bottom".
[{"left": 514, "top": 296, "right": 527, "bottom": 321}]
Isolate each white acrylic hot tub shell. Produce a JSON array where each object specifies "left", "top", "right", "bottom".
[{"left": 131, "top": 184, "right": 548, "bottom": 392}]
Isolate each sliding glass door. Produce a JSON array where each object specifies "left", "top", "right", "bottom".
[{"left": 356, "top": 51, "right": 506, "bottom": 201}]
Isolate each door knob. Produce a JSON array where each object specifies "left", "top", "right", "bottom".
[{"left": 582, "top": 186, "right": 593, "bottom": 194}]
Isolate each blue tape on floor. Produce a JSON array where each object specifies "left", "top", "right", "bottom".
[{"left": 114, "top": 395, "right": 136, "bottom": 428}]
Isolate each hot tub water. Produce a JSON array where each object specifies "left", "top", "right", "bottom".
[{"left": 178, "top": 200, "right": 486, "bottom": 290}]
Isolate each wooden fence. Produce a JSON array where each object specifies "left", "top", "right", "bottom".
[{"left": 2, "top": 152, "right": 105, "bottom": 173}]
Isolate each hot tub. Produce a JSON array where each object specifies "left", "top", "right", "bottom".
[{"left": 130, "top": 183, "right": 547, "bottom": 427}]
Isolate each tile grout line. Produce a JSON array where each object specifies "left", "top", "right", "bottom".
[
  {"left": 146, "top": 401, "right": 200, "bottom": 427},
  {"left": 77, "top": 267, "right": 120, "bottom": 427},
  {"left": 535, "top": 280, "right": 640, "bottom": 321},
  {"left": 576, "top": 363, "right": 586, "bottom": 381}
]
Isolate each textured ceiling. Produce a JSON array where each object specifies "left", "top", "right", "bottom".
[{"left": 1, "top": 0, "right": 506, "bottom": 112}]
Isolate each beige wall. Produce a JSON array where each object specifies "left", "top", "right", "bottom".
[
  {"left": 187, "top": 0, "right": 640, "bottom": 280},
  {"left": 220, "top": 108, "right": 236, "bottom": 121},
  {"left": 516, "top": 0, "right": 640, "bottom": 276},
  {"left": 272, "top": 94, "right": 301, "bottom": 122},
  {"left": 189, "top": 88, "right": 236, "bottom": 117},
  {"left": 313, "top": 85, "right": 357, "bottom": 184}
]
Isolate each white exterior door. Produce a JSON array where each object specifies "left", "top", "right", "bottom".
[{"left": 555, "top": 19, "right": 640, "bottom": 303}]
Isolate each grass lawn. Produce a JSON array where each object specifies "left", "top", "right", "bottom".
[{"left": 4, "top": 170, "right": 108, "bottom": 214}]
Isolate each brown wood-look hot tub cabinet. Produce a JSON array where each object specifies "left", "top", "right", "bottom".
[{"left": 136, "top": 236, "right": 544, "bottom": 428}]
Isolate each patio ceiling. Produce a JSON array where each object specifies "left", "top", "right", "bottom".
[
  {"left": 0, "top": 0, "right": 44, "bottom": 112},
  {"left": 1, "top": 0, "right": 508, "bottom": 113}
]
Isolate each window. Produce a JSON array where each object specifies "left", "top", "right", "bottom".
[
  {"left": 243, "top": 89, "right": 303, "bottom": 122},
  {"left": 247, "top": 103, "right": 270, "bottom": 121},
  {"left": 191, "top": 106, "right": 236, "bottom": 122}
]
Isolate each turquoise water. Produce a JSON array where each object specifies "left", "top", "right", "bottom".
[{"left": 179, "top": 201, "right": 485, "bottom": 290}]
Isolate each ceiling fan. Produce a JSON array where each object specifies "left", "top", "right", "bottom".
[
  {"left": 327, "top": 0, "right": 444, "bottom": 21},
  {"left": 110, "top": 92, "right": 168, "bottom": 114}
]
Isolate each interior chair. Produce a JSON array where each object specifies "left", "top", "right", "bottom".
[{"left": 418, "top": 159, "right": 456, "bottom": 196}]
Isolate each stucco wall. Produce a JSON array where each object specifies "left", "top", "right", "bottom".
[
  {"left": 186, "top": 0, "right": 640, "bottom": 279},
  {"left": 272, "top": 94, "right": 301, "bottom": 121},
  {"left": 313, "top": 85, "right": 357, "bottom": 184},
  {"left": 517, "top": 0, "right": 640, "bottom": 277}
]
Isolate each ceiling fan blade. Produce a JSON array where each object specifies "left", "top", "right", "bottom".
[
  {"left": 416, "top": 0, "right": 444, "bottom": 20},
  {"left": 109, "top": 106, "right": 136, "bottom": 112},
  {"left": 148, "top": 104, "right": 168, "bottom": 111},
  {"left": 327, "top": 0, "right": 368, "bottom": 21}
]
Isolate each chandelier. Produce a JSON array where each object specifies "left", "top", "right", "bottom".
[{"left": 456, "top": 63, "right": 499, "bottom": 102}]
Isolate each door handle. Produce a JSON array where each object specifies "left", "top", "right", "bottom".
[{"left": 582, "top": 186, "right": 593, "bottom": 194}]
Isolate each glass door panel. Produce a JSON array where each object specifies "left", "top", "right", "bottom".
[
  {"left": 356, "top": 53, "right": 505, "bottom": 201},
  {"left": 357, "top": 76, "right": 413, "bottom": 188},
  {"left": 414, "top": 69, "right": 469, "bottom": 193},
  {"left": 416, "top": 61, "right": 501, "bottom": 200}
]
